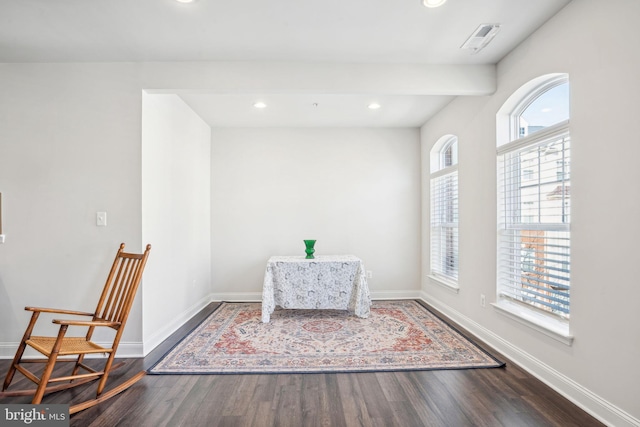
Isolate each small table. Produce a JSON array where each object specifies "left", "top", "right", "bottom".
[{"left": 261, "top": 255, "right": 371, "bottom": 323}]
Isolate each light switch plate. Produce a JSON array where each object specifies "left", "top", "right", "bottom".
[{"left": 96, "top": 212, "right": 107, "bottom": 227}]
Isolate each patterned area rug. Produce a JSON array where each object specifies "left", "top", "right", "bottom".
[{"left": 149, "top": 300, "right": 504, "bottom": 374}]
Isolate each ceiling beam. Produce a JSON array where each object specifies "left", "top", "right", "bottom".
[{"left": 142, "top": 61, "right": 496, "bottom": 96}]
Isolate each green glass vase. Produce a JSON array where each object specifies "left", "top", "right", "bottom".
[{"left": 304, "top": 240, "right": 316, "bottom": 259}]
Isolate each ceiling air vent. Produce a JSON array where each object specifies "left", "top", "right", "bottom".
[{"left": 460, "top": 24, "right": 501, "bottom": 54}]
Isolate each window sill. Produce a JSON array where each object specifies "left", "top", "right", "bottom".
[
  {"left": 492, "top": 300, "right": 573, "bottom": 346},
  {"left": 428, "top": 275, "right": 460, "bottom": 294}
]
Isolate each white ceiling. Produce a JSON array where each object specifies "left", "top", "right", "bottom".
[
  {"left": 179, "top": 93, "right": 455, "bottom": 128},
  {"left": 0, "top": 0, "right": 571, "bottom": 127}
]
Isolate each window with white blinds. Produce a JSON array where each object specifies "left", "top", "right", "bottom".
[
  {"left": 498, "top": 122, "right": 571, "bottom": 319},
  {"left": 431, "top": 169, "right": 458, "bottom": 280},
  {"left": 430, "top": 136, "right": 458, "bottom": 284}
]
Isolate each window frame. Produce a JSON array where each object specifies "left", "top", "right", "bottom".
[
  {"left": 429, "top": 135, "right": 459, "bottom": 292},
  {"left": 495, "top": 75, "right": 574, "bottom": 345}
]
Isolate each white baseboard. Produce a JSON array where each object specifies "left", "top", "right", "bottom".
[
  {"left": 0, "top": 342, "right": 21, "bottom": 359},
  {"left": 141, "top": 293, "right": 214, "bottom": 356},
  {"left": 371, "top": 290, "right": 422, "bottom": 300},
  {"left": 420, "top": 291, "right": 640, "bottom": 427},
  {"left": 209, "top": 292, "right": 262, "bottom": 302},
  {"left": 110, "top": 341, "right": 144, "bottom": 358}
]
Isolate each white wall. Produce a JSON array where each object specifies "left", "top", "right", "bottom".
[
  {"left": 0, "top": 64, "right": 146, "bottom": 356},
  {"left": 141, "top": 93, "right": 212, "bottom": 354},
  {"left": 210, "top": 128, "right": 421, "bottom": 300},
  {"left": 420, "top": 1, "right": 640, "bottom": 426}
]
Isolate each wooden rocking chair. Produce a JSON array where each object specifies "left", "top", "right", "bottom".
[{"left": 1, "top": 243, "right": 151, "bottom": 414}]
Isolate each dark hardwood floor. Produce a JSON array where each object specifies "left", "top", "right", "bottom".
[{"left": 0, "top": 302, "right": 605, "bottom": 427}]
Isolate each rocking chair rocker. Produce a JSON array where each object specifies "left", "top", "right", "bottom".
[{"left": 1, "top": 243, "right": 151, "bottom": 414}]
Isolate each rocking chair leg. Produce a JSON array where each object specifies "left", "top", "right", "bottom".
[
  {"left": 71, "top": 354, "right": 86, "bottom": 377},
  {"left": 32, "top": 325, "right": 67, "bottom": 404},
  {"left": 32, "top": 356, "right": 57, "bottom": 404},
  {"left": 95, "top": 353, "right": 116, "bottom": 396},
  {"left": 3, "top": 311, "right": 40, "bottom": 391},
  {"left": 2, "top": 342, "right": 25, "bottom": 391}
]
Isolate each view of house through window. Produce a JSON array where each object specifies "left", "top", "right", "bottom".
[
  {"left": 430, "top": 135, "right": 459, "bottom": 285},
  {"left": 498, "top": 75, "right": 571, "bottom": 320}
]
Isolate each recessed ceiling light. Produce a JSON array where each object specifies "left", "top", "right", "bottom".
[
  {"left": 175, "top": 0, "right": 194, "bottom": 3},
  {"left": 423, "top": 0, "right": 447, "bottom": 8},
  {"left": 368, "top": 103, "right": 381, "bottom": 110},
  {"left": 253, "top": 102, "right": 267, "bottom": 109}
]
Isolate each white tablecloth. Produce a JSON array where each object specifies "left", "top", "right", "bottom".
[{"left": 261, "top": 255, "right": 371, "bottom": 323}]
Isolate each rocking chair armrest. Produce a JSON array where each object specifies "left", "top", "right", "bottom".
[
  {"left": 25, "top": 306, "right": 95, "bottom": 317},
  {"left": 52, "top": 319, "right": 121, "bottom": 328}
]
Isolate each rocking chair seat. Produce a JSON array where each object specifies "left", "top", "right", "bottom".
[{"left": 27, "top": 337, "right": 111, "bottom": 356}]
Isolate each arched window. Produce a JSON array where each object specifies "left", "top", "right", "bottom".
[
  {"left": 430, "top": 135, "right": 458, "bottom": 287},
  {"left": 496, "top": 74, "right": 572, "bottom": 340},
  {"left": 513, "top": 76, "right": 570, "bottom": 139}
]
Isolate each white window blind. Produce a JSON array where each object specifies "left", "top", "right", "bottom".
[
  {"left": 498, "top": 123, "right": 570, "bottom": 318},
  {"left": 430, "top": 166, "right": 458, "bottom": 281}
]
